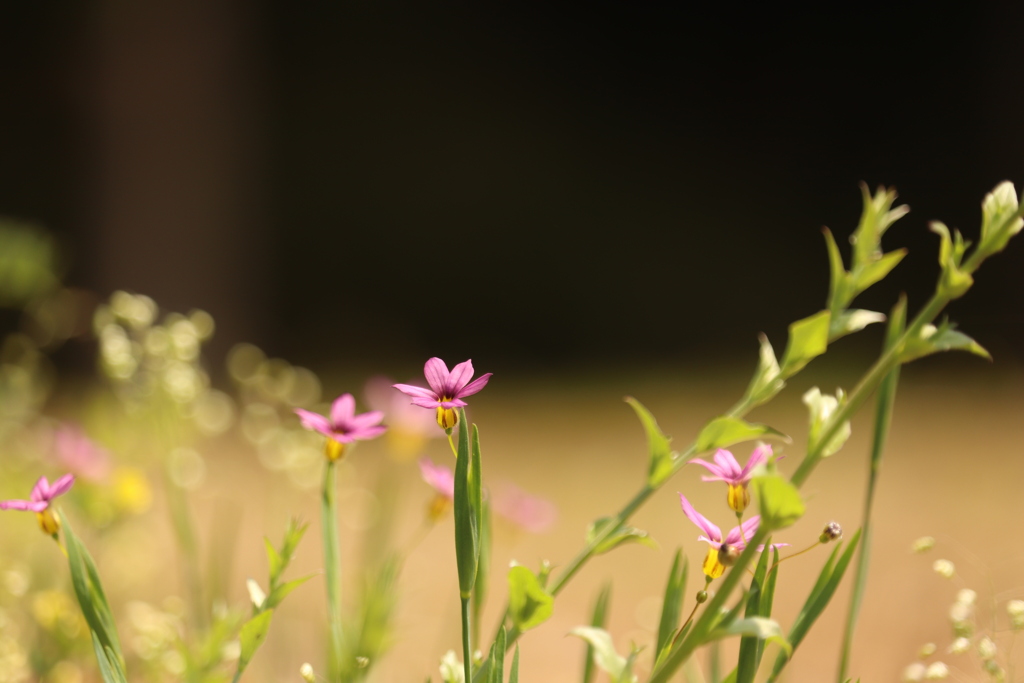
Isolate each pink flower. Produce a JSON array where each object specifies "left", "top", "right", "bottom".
[
  {"left": 365, "top": 376, "right": 442, "bottom": 460},
  {"left": 393, "top": 358, "right": 492, "bottom": 430},
  {"left": 419, "top": 457, "right": 455, "bottom": 521},
  {"left": 295, "top": 393, "right": 386, "bottom": 461},
  {"left": 1, "top": 474, "right": 75, "bottom": 535},
  {"left": 52, "top": 424, "right": 111, "bottom": 482},
  {"left": 493, "top": 483, "right": 557, "bottom": 533},
  {"left": 679, "top": 493, "right": 785, "bottom": 578},
  {"left": 689, "top": 445, "right": 773, "bottom": 513}
]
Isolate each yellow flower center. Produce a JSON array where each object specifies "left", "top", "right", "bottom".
[
  {"left": 727, "top": 483, "right": 750, "bottom": 513},
  {"left": 325, "top": 438, "right": 346, "bottom": 461},
  {"left": 436, "top": 405, "right": 458, "bottom": 430},
  {"left": 702, "top": 547, "right": 725, "bottom": 579},
  {"left": 427, "top": 494, "right": 452, "bottom": 522}
]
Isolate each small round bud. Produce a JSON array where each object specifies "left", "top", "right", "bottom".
[
  {"left": 955, "top": 589, "right": 976, "bottom": 606},
  {"left": 355, "top": 656, "right": 369, "bottom": 669},
  {"left": 902, "top": 662, "right": 926, "bottom": 682},
  {"left": 978, "top": 636, "right": 997, "bottom": 660},
  {"left": 1007, "top": 599, "right": 1024, "bottom": 630},
  {"left": 924, "top": 662, "right": 949, "bottom": 680},
  {"left": 717, "top": 543, "right": 740, "bottom": 567},
  {"left": 918, "top": 643, "right": 936, "bottom": 658},
  {"left": 948, "top": 637, "right": 971, "bottom": 654},
  {"left": 819, "top": 521, "right": 842, "bottom": 543},
  {"left": 932, "top": 559, "right": 955, "bottom": 579},
  {"left": 982, "top": 658, "right": 1004, "bottom": 681},
  {"left": 696, "top": 590, "right": 708, "bottom": 604},
  {"left": 912, "top": 536, "right": 936, "bottom": 553},
  {"left": 300, "top": 663, "right": 316, "bottom": 682}
]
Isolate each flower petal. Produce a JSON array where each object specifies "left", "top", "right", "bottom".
[
  {"left": 740, "top": 444, "right": 772, "bottom": 478},
  {"left": 712, "top": 449, "right": 743, "bottom": 482},
  {"left": 0, "top": 499, "right": 48, "bottom": 512},
  {"left": 47, "top": 474, "right": 75, "bottom": 499},
  {"left": 419, "top": 457, "right": 455, "bottom": 499},
  {"left": 689, "top": 458, "right": 726, "bottom": 480},
  {"left": 351, "top": 424, "right": 387, "bottom": 440},
  {"left": 347, "top": 410, "right": 385, "bottom": 431},
  {"left": 423, "top": 358, "right": 451, "bottom": 395},
  {"left": 679, "top": 493, "right": 721, "bottom": 542},
  {"left": 456, "top": 372, "right": 492, "bottom": 399},
  {"left": 393, "top": 383, "right": 438, "bottom": 401},
  {"left": 446, "top": 359, "right": 475, "bottom": 396},
  {"left": 724, "top": 515, "right": 761, "bottom": 547},
  {"left": 329, "top": 394, "right": 356, "bottom": 426},
  {"left": 294, "top": 409, "right": 332, "bottom": 436},
  {"left": 437, "top": 398, "right": 468, "bottom": 409},
  {"left": 30, "top": 476, "right": 50, "bottom": 503},
  {"left": 410, "top": 396, "right": 442, "bottom": 409}
]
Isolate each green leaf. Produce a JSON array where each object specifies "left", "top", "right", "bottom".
[
  {"left": 850, "top": 184, "right": 909, "bottom": 270},
  {"left": 828, "top": 309, "right": 886, "bottom": 342},
  {"left": 929, "top": 221, "right": 974, "bottom": 299},
  {"left": 695, "top": 416, "right": 788, "bottom": 454},
  {"left": 91, "top": 632, "right": 128, "bottom": 683},
  {"left": 824, "top": 228, "right": 853, "bottom": 314},
  {"left": 625, "top": 397, "right": 677, "bottom": 487},
  {"left": 509, "top": 646, "right": 520, "bottom": 683},
  {"left": 850, "top": 249, "right": 906, "bottom": 296},
  {"left": 979, "top": 180, "right": 1024, "bottom": 257},
  {"left": 508, "top": 565, "right": 553, "bottom": 632},
  {"left": 752, "top": 475, "right": 804, "bottom": 531},
  {"left": 780, "top": 310, "right": 831, "bottom": 377},
  {"left": 742, "top": 334, "right": 785, "bottom": 407},
  {"left": 900, "top": 320, "right": 991, "bottom": 363},
  {"left": 655, "top": 550, "right": 687, "bottom": 657},
  {"left": 61, "top": 510, "right": 124, "bottom": 663},
  {"left": 570, "top": 627, "right": 631, "bottom": 683},
  {"left": 473, "top": 500, "right": 492, "bottom": 641},
  {"left": 771, "top": 530, "right": 862, "bottom": 680},
  {"left": 709, "top": 617, "right": 790, "bottom": 656},
  {"left": 583, "top": 583, "right": 612, "bottom": 683},
  {"left": 264, "top": 539, "right": 283, "bottom": 584},
  {"left": 487, "top": 626, "right": 506, "bottom": 683},
  {"left": 454, "top": 410, "right": 478, "bottom": 597},
  {"left": 264, "top": 574, "right": 314, "bottom": 610},
  {"left": 736, "top": 543, "right": 773, "bottom": 683},
  {"left": 802, "top": 387, "right": 851, "bottom": 458},
  {"left": 237, "top": 609, "right": 274, "bottom": 674},
  {"left": 272, "top": 518, "right": 309, "bottom": 584},
  {"left": 586, "top": 517, "right": 657, "bottom": 555}
]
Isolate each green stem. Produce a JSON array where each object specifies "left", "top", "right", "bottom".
[
  {"left": 461, "top": 596, "right": 473, "bottom": 683},
  {"left": 322, "top": 459, "right": 343, "bottom": 683}
]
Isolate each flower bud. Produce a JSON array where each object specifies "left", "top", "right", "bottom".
[
  {"left": 978, "top": 636, "right": 997, "bottom": 660},
  {"left": 819, "top": 521, "right": 842, "bottom": 543},
  {"left": 300, "top": 663, "right": 316, "bottom": 682},
  {"left": 912, "top": 536, "right": 935, "bottom": 553},
  {"left": 717, "top": 543, "right": 740, "bottom": 567},
  {"left": 436, "top": 407, "right": 458, "bottom": 430},
  {"left": 924, "top": 662, "right": 949, "bottom": 680},
  {"left": 37, "top": 510, "right": 61, "bottom": 536},
  {"left": 948, "top": 637, "right": 970, "bottom": 654},
  {"left": 1007, "top": 599, "right": 1024, "bottom": 630},
  {"left": 932, "top": 559, "right": 955, "bottom": 579},
  {"left": 918, "top": 643, "right": 936, "bottom": 658},
  {"left": 696, "top": 590, "right": 708, "bottom": 604}
]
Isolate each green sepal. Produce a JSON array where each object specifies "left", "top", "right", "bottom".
[
  {"left": 978, "top": 181, "right": 1024, "bottom": 257},
  {"left": 752, "top": 475, "right": 804, "bottom": 531},
  {"left": 508, "top": 565, "right": 553, "bottom": 632},
  {"left": 626, "top": 397, "right": 677, "bottom": 487},
  {"left": 569, "top": 627, "right": 634, "bottom": 683},
  {"left": 850, "top": 184, "right": 909, "bottom": 270},
  {"left": 237, "top": 609, "right": 274, "bottom": 674},
  {"left": 264, "top": 574, "right": 315, "bottom": 611},
  {"left": 770, "top": 530, "right": 862, "bottom": 679},
  {"left": 655, "top": 550, "right": 687, "bottom": 657},
  {"left": 583, "top": 583, "right": 612, "bottom": 683},
  {"left": 695, "top": 416, "right": 789, "bottom": 454},
  {"left": 454, "top": 410, "right": 479, "bottom": 597},
  {"left": 741, "top": 334, "right": 785, "bottom": 408},
  {"left": 780, "top": 310, "right": 831, "bottom": 377},
  {"left": 899, "top": 319, "right": 991, "bottom": 363},
  {"left": 586, "top": 517, "right": 657, "bottom": 555},
  {"left": 803, "top": 387, "right": 850, "bottom": 458}
]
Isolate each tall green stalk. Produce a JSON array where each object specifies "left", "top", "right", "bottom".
[{"left": 322, "top": 459, "right": 344, "bottom": 682}]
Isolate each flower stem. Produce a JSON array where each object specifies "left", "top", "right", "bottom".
[
  {"left": 321, "top": 459, "right": 343, "bottom": 683},
  {"left": 460, "top": 595, "right": 473, "bottom": 683}
]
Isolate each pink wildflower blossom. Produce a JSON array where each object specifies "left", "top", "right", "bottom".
[
  {"left": 365, "top": 376, "right": 442, "bottom": 460},
  {"left": 393, "top": 358, "right": 492, "bottom": 430},
  {"left": 295, "top": 393, "right": 386, "bottom": 461},
  {"left": 419, "top": 457, "right": 455, "bottom": 521},
  {"left": 689, "top": 445, "right": 773, "bottom": 513},
  {"left": 1, "top": 474, "right": 75, "bottom": 535},
  {"left": 53, "top": 424, "right": 111, "bottom": 482},
  {"left": 679, "top": 492, "right": 784, "bottom": 579},
  {"left": 493, "top": 483, "right": 557, "bottom": 533}
]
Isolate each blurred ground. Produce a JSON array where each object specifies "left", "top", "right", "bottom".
[{"left": 133, "top": 352, "right": 1024, "bottom": 682}]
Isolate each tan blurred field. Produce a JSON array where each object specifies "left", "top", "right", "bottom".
[{"left": 13, "top": 354, "right": 1024, "bottom": 682}]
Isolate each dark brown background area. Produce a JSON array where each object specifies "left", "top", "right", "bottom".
[{"left": 2, "top": 2, "right": 1023, "bottom": 374}]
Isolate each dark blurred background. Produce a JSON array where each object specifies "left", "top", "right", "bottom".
[{"left": 3, "top": 2, "right": 1023, "bottom": 376}]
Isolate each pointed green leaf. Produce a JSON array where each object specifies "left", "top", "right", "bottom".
[
  {"left": 264, "top": 539, "right": 283, "bottom": 583},
  {"left": 752, "top": 475, "right": 804, "bottom": 531},
  {"left": 626, "top": 397, "right": 677, "bottom": 487},
  {"left": 709, "top": 617, "right": 790, "bottom": 656},
  {"left": 454, "top": 410, "right": 478, "bottom": 597},
  {"left": 487, "top": 626, "right": 506, "bottom": 683},
  {"left": 736, "top": 543, "right": 773, "bottom": 683},
  {"left": 473, "top": 500, "right": 492, "bottom": 638},
  {"left": 586, "top": 517, "right": 657, "bottom": 555},
  {"left": 237, "top": 609, "right": 274, "bottom": 674},
  {"left": 828, "top": 309, "right": 886, "bottom": 342},
  {"left": 900, "top": 321, "right": 991, "bottom": 363},
  {"left": 583, "top": 583, "right": 612, "bottom": 683},
  {"left": 91, "top": 632, "right": 127, "bottom": 683},
  {"left": 780, "top": 310, "right": 831, "bottom": 377},
  {"left": 850, "top": 249, "right": 906, "bottom": 295},
  {"left": 824, "top": 228, "right": 853, "bottom": 314},
  {"left": 265, "top": 574, "right": 314, "bottom": 610},
  {"left": 695, "top": 416, "right": 788, "bottom": 454},
  {"left": 655, "top": 550, "right": 687, "bottom": 657},
  {"left": 508, "top": 565, "right": 553, "bottom": 632},
  {"left": 509, "top": 646, "right": 520, "bottom": 683},
  {"left": 61, "top": 510, "right": 123, "bottom": 661}
]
